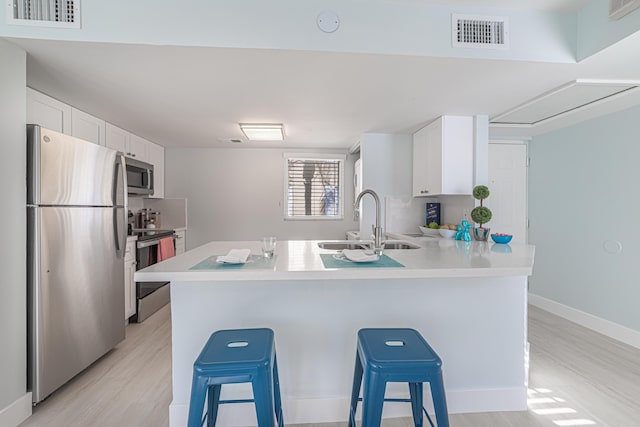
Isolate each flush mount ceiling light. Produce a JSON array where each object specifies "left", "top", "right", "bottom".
[{"left": 239, "top": 123, "right": 285, "bottom": 141}]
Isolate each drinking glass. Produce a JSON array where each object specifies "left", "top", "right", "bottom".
[{"left": 261, "top": 237, "right": 276, "bottom": 258}]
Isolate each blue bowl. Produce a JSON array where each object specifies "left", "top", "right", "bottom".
[{"left": 491, "top": 234, "right": 513, "bottom": 244}]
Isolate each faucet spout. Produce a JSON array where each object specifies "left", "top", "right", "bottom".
[{"left": 355, "top": 189, "right": 384, "bottom": 254}]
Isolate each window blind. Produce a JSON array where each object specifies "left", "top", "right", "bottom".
[{"left": 286, "top": 158, "right": 342, "bottom": 218}]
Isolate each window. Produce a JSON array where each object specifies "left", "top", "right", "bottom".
[{"left": 284, "top": 153, "right": 345, "bottom": 220}]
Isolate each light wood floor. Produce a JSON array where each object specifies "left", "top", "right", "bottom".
[{"left": 20, "top": 305, "right": 640, "bottom": 427}]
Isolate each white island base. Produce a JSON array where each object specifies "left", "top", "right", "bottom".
[{"left": 168, "top": 275, "right": 528, "bottom": 426}]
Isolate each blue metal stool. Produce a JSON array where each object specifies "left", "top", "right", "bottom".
[
  {"left": 187, "top": 328, "right": 284, "bottom": 427},
  {"left": 348, "top": 328, "right": 449, "bottom": 427}
]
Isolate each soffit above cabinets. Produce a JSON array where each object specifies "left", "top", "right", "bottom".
[{"left": 490, "top": 79, "right": 640, "bottom": 126}]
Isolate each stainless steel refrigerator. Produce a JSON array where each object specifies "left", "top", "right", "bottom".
[{"left": 27, "top": 125, "right": 128, "bottom": 404}]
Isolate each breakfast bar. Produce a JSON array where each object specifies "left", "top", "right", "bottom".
[{"left": 135, "top": 237, "right": 535, "bottom": 426}]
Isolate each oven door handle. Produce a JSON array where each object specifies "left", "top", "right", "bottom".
[{"left": 137, "top": 239, "right": 162, "bottom": 249}]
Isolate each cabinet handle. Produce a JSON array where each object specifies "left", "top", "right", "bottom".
[
  {"left": 131, "top": 153, "right": 136, "bottom": 157},
  {"left": 420, "top": 190, "right": 429, "bottom": 194},
  {"left": 126, "top": 152, "right": 131, "bottom": 155},
  {"left": 176, "top": 235, "right": 183, "bottom": 239}
]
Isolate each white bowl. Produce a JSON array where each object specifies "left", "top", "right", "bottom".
[
  {"left": 438, "top": 228, "right": 456, "bottom": 239},
  {"left": 419, "top": 226, "right": 440, "bottom": 237}
]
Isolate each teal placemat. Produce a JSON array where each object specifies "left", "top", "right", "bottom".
[
  {"left": 320, "top": 253, "right": 404, "bottom": 269},
  {"left": 189, "top": 254, "right": 277, "bottom": 270}
]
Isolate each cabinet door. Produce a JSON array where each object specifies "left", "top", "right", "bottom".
[
  {"left": 128, "top": 134, "right": 149, "bottom": 162},
  {"left": 441, "top": 116, "right": 473, "bottom": 195},
  {"left": 106, "top": 123, "right": 129, "bottom": 154},
  {"left": 26, "top": 88, "right": 72, "bottom": 134},
  {"left": 124, "top": 241, "right": 137, "bottom": 320},
  {"left": 413, "top": 119, "right": 442, "bottom": 196},
  {"left": 147, "top": 142, "right": 165, "bottom": 199},
  {"left": 412, "top": 125, "right": 429, "bottom": 196},
  {"left": 71, "top": 108, "right": 106, "bottom": 145},
  {"left": 174, "top": 230, "right": 186, "bottom": 254},
  {"left": 425, "top": 119, "right": 443, "bottom": 195}
]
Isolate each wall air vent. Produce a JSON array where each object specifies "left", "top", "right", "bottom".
[
  {"left": 609, "top": 0, "right": 640, "bottom": 20},
  {"left": 7, "top": 0, "right": 80, "bottom": 28},
  {"left": 452, "top": 14, "right": 508, "bottom": 49}
]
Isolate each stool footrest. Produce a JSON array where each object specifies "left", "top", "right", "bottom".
[
  {"left": 353, "top": 397, "right": 435, "bottom": 427},
  {"left": 217, "top": 399, "right": 255, "bottom": 404}
]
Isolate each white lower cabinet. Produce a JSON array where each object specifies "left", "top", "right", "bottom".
[
  {"left": 174, "top": 230, "right": 186, "bottom": 254},
  {"left": 124, "top": 239, "right": 137, "bottom": 320}
]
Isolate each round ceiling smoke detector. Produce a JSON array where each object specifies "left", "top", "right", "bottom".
[{"left": 317, "top": 11, "right": 340, "bottom": 33}]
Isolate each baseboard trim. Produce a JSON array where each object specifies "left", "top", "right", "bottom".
[
  {"left": 169, "top": 387, "right": 527, "bottom": 426},
  {"left": 0, "top": 392, "right": 32, "bottom": 427},
  {"left": 529, "top": 293, "right": 640, "bottom": 350}
]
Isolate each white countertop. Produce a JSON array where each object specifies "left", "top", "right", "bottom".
[{"left": 135, "top": 234, "right": 535, "bottom": 282}]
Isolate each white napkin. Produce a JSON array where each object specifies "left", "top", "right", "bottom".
[
  {"left": 216, "top": 249, "right": 251, "bottom": 264},
  {"left": 342, "top": 249, "right": 379, "bottom": 263}
]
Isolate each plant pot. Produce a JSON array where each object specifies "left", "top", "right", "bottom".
[{"left": 473, "top": 227, "right": 491, "bottom": 241}]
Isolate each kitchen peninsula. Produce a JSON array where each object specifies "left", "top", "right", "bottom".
[{"left": 135, "top": 237, "right": 535, "bottom": 426}]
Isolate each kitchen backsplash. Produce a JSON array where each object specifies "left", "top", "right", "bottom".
[{"left": 384, "top": 195, "right": 474, "bottom": 233}]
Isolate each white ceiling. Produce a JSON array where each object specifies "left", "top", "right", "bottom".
[
  {"left": 396, "top": 0, "right": 590, "bottom": 11},
  {"left": 7, "top": 0, "right": 640, "bottom": 149}
]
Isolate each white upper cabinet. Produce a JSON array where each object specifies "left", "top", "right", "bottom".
[
  {"left": 128, "top": 134, "right": 149, "bottom": 161},
  {"left": 413, "top": 116, "right": 474, "bottom": 196},
  {"left": 106, "top": 123, "right": 131, "bottom": 155},
  {"left": 71, "top": 108, "right": 106, "bottom": 145},
  {"left": 105, "top": 123, "right": 129, "bottom": 153},
  {"left": 26, "top": 88, "right": 72, "bottom": 134},
  {"left": 146, "top": 142, "right": 165, "bottom": 199},
  {"left": 106, "top": 123, "right": 148, "bottom": 162}
]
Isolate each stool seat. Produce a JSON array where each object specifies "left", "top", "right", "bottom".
[
  {"left": 349, "top": 328, "right": 449, "bottom": 427},
  {"left": 188, "top": 328, "right": 284, "bottom": 427}
]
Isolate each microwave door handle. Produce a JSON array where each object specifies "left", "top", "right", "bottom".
[{"left": 148, "top": 167, "right": 154, "bottom": 196}]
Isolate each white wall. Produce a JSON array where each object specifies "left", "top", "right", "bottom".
[
  {"left": 577, "top": 0, "right": 640, "bottom": 60},
  {"left": 0, "top": 40, "right": 29, "bottom": 424},
  {"left": 164, "top": 148, "right": 358, "bottom": 249},
  {"left": 528, "top": 104, "right": 640, "bottom": 334}
]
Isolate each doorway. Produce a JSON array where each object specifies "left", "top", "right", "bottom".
[{"left": 487, "top": 142, "right": 528, "bottom": 243}]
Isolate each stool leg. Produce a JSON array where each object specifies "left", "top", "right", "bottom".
[
  {"left": 272, "top": 355, "right": 284, "bottom": 427},
  {"left": 361, "top": 371, "right": 386, "bottom": 427},
  {"left": 408, "top": 382, "right": 424, "bottom": 427},
  {"left": 206, "top": 385, "right": 221, "bottom": 427},
  {"left": 252, "top": 365, "right": 276, "bottom": 427},
  {"left": 429, "top": 372, "right": 449, "bottom": 427},
  {"left": 187, "top": 374, "right": 209, "bottom": 427},
  {"left": 348, "top": 353, "right": 364, "bottom": 427}
]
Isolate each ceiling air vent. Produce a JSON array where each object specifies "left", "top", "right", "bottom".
[
  {"left": 609, "top": 0, "right": 640, "bottom": 20},
  {"left": 452, "top": 14, "right": 508, "bottom": 49},
  {"left": 7, "top": 0, "right": 80, "bottom": 28}
]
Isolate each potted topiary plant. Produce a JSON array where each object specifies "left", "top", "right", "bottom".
[{"left": 471, "top": 185, "right": 492, "bottom": 241}]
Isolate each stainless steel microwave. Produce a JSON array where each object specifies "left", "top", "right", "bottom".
[{"left": 126, "top": 157, "right": 154, "bottom": 196}]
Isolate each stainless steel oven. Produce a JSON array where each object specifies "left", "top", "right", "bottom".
[{"left": 130, "top": 229, "right": 175, "bottom": 322}]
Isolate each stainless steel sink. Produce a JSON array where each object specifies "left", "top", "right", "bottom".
[
  {"left": 317, "top": 241, "right": 370, "bottom": 250},
  {"left": 383, "top": 241, "right": 420, "bottom": 249},
  {"left": 317, "top": 240, "right": 420, "bottom": 250}
]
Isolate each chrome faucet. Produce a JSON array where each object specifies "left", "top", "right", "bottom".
[{"left": 355, "top": 189, "right": 384, "bottom": 255}]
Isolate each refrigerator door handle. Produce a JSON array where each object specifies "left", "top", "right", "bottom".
[{"left": 114, "top": 154, "right": 128, "bottom": 258}]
